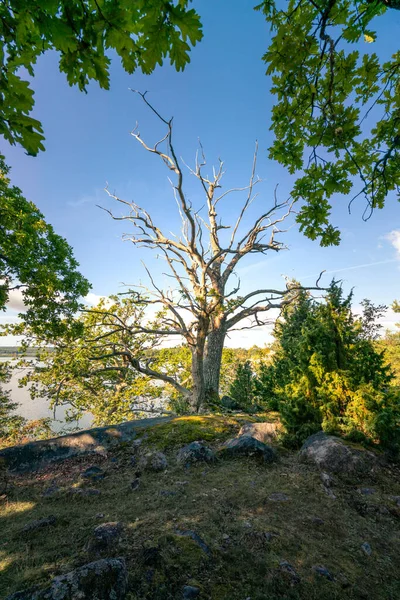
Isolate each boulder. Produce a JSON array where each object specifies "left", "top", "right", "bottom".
[
  {"left": 86, "top": 522, "right": 123, "bottom": 555},
  {"left": 81, "top": 466, "right": 105, "bottom": 481},
  {"left": 6, "top": 557, "right": 128, "bottom": 600},
  {"left": 299, "top": 432, "right": 378, "bottom": 476},
  {"left": 320, "top": 471, "right": 337, "bottom": 499},
  {"left": 130, "top": 478, "right": 140, "bottom": 491},
  {"left": 218, "top": 435, "right": 277, "bottom": 463},
  {"left": 139, "top": 451, "right": 168, "bottom": 472},
  {"left": 42, "top": 484, "right": 60, "bottom": 498},
  {"left": 264, "top": 531, "right": 280, "bottom": 542},
  {"left": 182, "top": 585, "right": 200, "bottom": 599},
  {"left": 0, "top": 416, "right": 173, "bottom": 473},
  {"left": 176, "top": 442, "right": 216, "bottom": 466},
  {"left": 220, "top": 396, "right": 238, "bottom": 410},
  {"left": 361, "top": 542, "right": 372, "bottom": 556},
  {"left": 312, "top": 565, "right": 334, "bottom": 581},
  {"left": 175, "top": 530, "right": 211, "bottom": 556},
  {"left": 70, "top": 487, "right": 101, "bottom": 497},
  {"left": 159, "top": 490, "right": 177, "bottom": 497},
  {"left": 238, "top": 421, "right": 281, "bottom": 443},
  {"left": 21, "top": 515, "right": 56, "bottom": 534},
  {"left": 268, "top": 492, "right": 290, "bottom": 502},
  {"left": 358, "top": 487, "right": 376, "bottom": 496},
  {"left": 279, "top": 560, "right": 300, "bottom": 585}
]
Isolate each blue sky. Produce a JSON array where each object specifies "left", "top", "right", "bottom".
[{"left": 2, "top": 1, "right": 400, "bottom": 346}]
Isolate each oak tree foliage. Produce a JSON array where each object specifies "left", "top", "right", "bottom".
[
  {"left": 257, "top": 0, "right": 400, "bottom": 245},
  {"left": 0, "top": 0, "right": 202, "bottom": 154},
  {"left": 17, "top": 295, "right": 165, "bottom": 426},
  {"left": 0, "top": 156, "right": 90, "bottom": 337}
]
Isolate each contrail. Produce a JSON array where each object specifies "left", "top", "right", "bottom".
[{"left": 301, "top": 258, "right": 398, "bottom": 280}]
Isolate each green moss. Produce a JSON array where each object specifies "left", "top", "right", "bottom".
[
  {"left": 143, "top": 415, "right": 239, "bottom": 450},
  {"left": 160, "top": 533, "right": 206, "bottom": 567},
  {"left": 142, "top": 412, "right": 281, "bottom": 451}
]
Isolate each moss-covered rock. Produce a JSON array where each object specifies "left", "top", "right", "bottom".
[
  {"left": 299, "top": 432, "right": 379, "bottom": 476},
  {"left": 218, "top": 435, "right": 278, "bottom": 463},
  {"left": 176, "top": 442, "right": 216, "bottom": 466},
  {"left": 144, "top": 416, "right": 238, "bottom": 450},
  {"left": 6, "top": 558, "right": 128, "bottom": 600}
]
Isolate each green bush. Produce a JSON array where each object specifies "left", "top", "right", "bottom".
[{"left": 256, "top": 282, "right": 399, "bottom": 450}]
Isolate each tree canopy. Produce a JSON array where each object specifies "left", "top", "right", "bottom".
[
  {"left": 0, "top": 156, "right": 90, "bottom": 337},
  {"left": 0, "top": 0, "right": 202, "bottom": 155},
  {"left": 2, "top": 1, "right": 398, "bottom": 242},
  {"left": 258, "top": 281, "right": 400, "bottom": 450},
  {"left": 17, "top": 295, "right": 165, "bottom": 426},
  {"left": 257, "top": 0, "right": 400, "bottom": 245}
]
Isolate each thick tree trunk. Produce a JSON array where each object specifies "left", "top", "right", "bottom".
[
  {"left": 189, "top": 319, "right": 208, "bottom": 412},
  {"left": 190, "top": 350, "right": 206, "bottom": 412},
  {"left": 203, "top": 325, "right": 226, "bottom": 398}
]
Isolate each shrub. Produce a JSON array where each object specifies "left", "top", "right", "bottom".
[{"left": 257, "top": 281, "right": 398, "bottom": 449}]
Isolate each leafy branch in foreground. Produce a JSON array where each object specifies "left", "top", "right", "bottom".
[
  {"left": 0, "top": 0, "right": 202, "bottom": 155},
  {"left": 257, "top": 0, "right": 400, "bottom": 245},
  {"left": 0, "top": 155, "right": 90, "bottom": 338}
]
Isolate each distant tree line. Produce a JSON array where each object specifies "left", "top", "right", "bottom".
[{"left": 0, "top": 347, "right": 53, "bottom": 358}]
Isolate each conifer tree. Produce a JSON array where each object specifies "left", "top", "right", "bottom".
[
  {"left": 258, "top": 281, "right": 399, "bottom": 448},
  {"left": 229, "top": 361, "right": 255, "bottom": 412}
]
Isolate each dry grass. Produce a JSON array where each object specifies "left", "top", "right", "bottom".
[{"left": 1, "top": 415, "right": 400, "bottom": 599}]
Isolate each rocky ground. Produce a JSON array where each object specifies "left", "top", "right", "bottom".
[{"left": 1, "top": 415, "right": 400, "bottom": 600}]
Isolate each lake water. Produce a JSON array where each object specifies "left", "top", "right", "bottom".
[{"left": 0, "top": 359, "right": 93, "bottom": 432}]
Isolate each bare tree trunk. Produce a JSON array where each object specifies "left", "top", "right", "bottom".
[
  {"left": 204, "top": 326, "right": 226, "bottom": 398},
  {"left": 189, "top": 319, "right": 208, "bottom": 412},
  {"left": 190, "top": 349, "right": 206, "bottom": 412}
]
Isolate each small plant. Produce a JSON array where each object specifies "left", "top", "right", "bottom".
[{"left": 168, "top": 395, "right": 191, "bottom": 416}]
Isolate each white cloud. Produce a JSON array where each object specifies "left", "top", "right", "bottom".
[
  {"left": 386, "top": 230, "right": 400, "bottom": 259},
  {"left": 84, "top": 292, "right": 106, "bottom": 306},
  {"left": 379, "top": 307, "right": 399, "bottom": 332},
  {"left": 6, "top": 289, "right": 26, "bottom": 312},
  {"left": 84, "top": 293, "right": 114, "bottom": 309}
]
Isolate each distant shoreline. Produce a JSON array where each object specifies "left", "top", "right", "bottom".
[{"left": 0, "top": 347, "right": 52, "bottom": 358}]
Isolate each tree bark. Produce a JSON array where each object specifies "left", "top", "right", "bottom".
[
  {"left": 190, "top": 350, "right": 206, "bottom": 412},
  {"left": 189, "top": 317, "right": 208, "bottom": 412},
  {"left": 203, "top": 326, "right": 226, "bottom": 398}
]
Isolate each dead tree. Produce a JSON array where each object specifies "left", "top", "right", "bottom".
[{"left": 102, "top": 92, "right": 323, "bottom": 411}]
